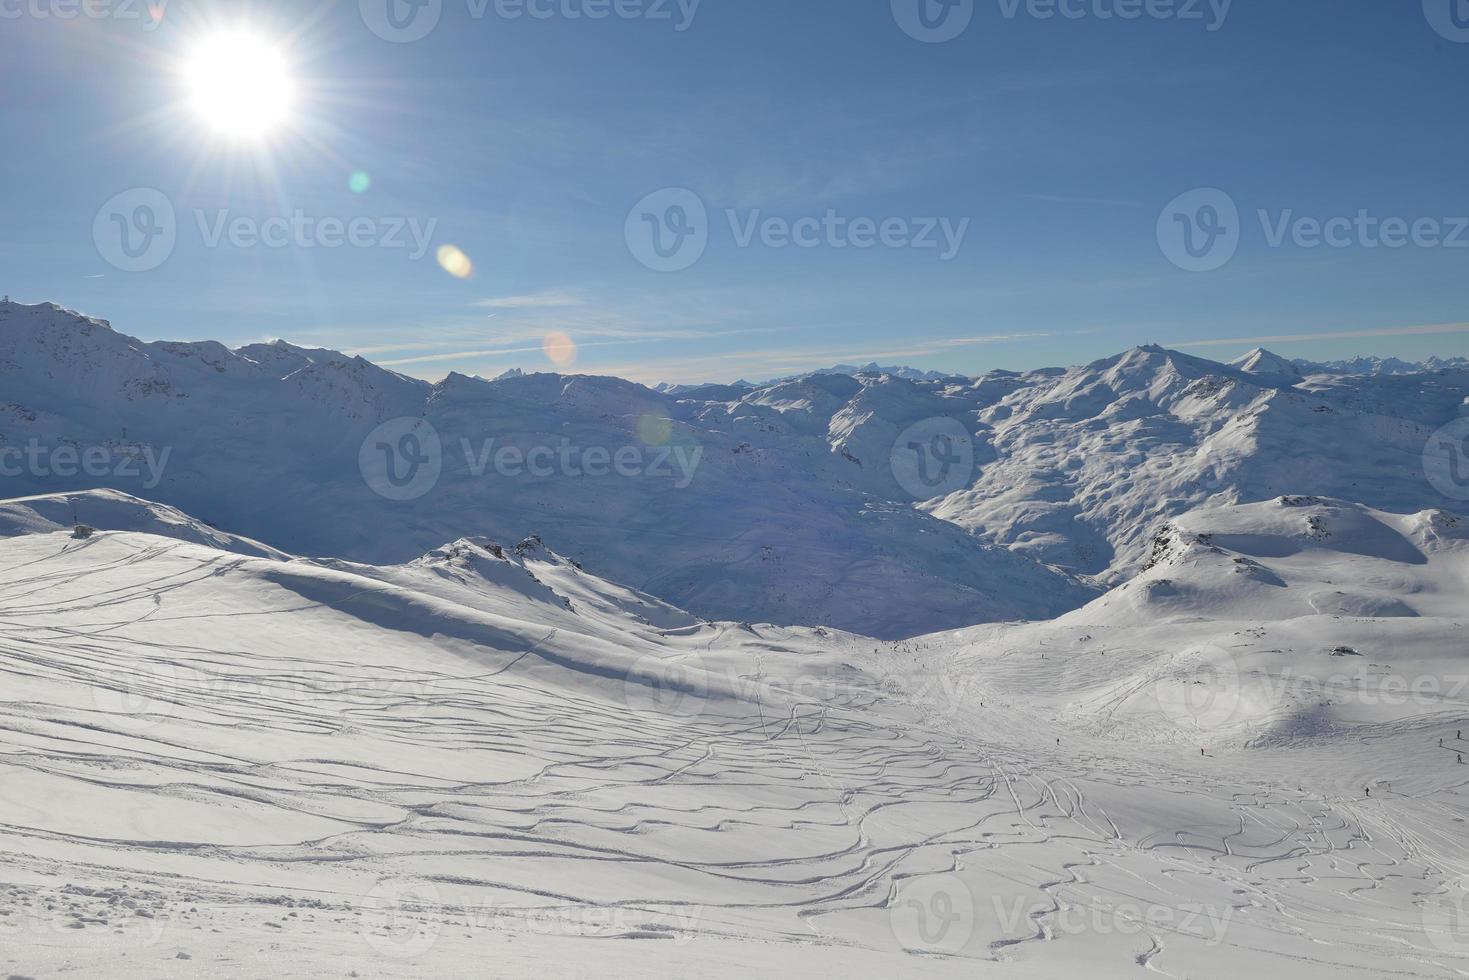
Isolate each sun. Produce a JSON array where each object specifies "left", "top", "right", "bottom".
[{"left": 184, "top": 33, "right": 295, "bottom": 141}]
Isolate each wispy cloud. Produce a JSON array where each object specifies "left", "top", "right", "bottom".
[{"left": 474, "top": 290, "right": 585, "bottom": 310}]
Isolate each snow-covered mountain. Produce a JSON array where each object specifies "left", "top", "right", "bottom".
[
  {"left": 2, "top": 300, "right": 1466, "bottom": 638},
  {"left": 926, "top": 344, "right": 1469, "bottom": 582},
  {"left": 0, "top": 300, "right": 1089, "bottom": 638},
  {"left": 1295, "top": 354, "right": 1469, "bottom": 375},
  {"left": 793, "top": 362, "right": 960, "bottom": 383},
  {"left": 1230, "top": 346, "right": 1303, "bottom": 380}
]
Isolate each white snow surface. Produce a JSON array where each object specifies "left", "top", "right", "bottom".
[{"left": 0, "top": 490, "right": 1466, "bottom": 978}]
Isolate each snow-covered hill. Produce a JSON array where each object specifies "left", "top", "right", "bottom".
[
  {"left": 1, "top": 493, "right": 1466, "bottom": 978},
  {"left": 932, "top": 496, "right": 1469, "bottom": 744}
]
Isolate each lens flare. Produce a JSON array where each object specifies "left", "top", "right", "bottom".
[
  {"left": 436, "top": 245, "right": 474, "bottom": 279},
  {"left": 543, "top": 331, "right": 577, "bottom": 368},
  {"left": 636, "top": 414, "right": 673, "bottom": 446}
]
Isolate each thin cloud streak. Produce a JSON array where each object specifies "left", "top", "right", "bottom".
[{"left": 474, "top": 291, "right": 586, "bottom": 309}]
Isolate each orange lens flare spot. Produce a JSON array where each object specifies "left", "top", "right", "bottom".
[{"left": 542, "top": 331, "right": 577, "bottom": 368}]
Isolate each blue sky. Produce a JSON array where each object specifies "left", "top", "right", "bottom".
[{"left": 2, "top": 0, "right": 1467, "bottom": 383}]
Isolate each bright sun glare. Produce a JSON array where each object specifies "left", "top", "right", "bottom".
[{"left": 184, "top": 33, "right": 295, "bottom": 141}]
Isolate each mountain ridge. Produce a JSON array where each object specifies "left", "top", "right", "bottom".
[{"left": 3, "top": 298, "right": 1466, "bottom": 636}]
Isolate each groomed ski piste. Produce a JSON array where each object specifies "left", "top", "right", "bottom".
[{"left": 1, "top": 490, "right": 1467, "bottom": 978}]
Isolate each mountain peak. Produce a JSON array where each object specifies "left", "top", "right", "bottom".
[
  {"left": 1231, "top": 347, "right": 1302, "bottom": 379},
  {"left": 0, "top": 298, "right": 113, "bottom": 332}
]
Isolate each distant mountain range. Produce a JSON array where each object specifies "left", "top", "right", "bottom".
[
  {"left": 2, "top": 299, "right": 1466, "bottom": 636},
  {"left": 1292, "top": 354, "right": 1469, "bottom": 375}
]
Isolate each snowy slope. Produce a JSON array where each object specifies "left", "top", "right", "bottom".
[
  {"left": 923, "top": 496, "right": 1469, "bottom": 751},
  {"left": 0, "top": 489, "right": 287, "bottom": 558},
  {"left": 1, "top": 501, "right": 1467, "bottom": 978}
]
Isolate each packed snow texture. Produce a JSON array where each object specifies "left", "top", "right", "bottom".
[{"left": 0, "top": 491, "right": 1466, "bottom": 978}]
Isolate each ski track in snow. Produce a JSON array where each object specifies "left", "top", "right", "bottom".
[{"left": 0, "top": 528, "right": 1466, "bottom": 977}]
